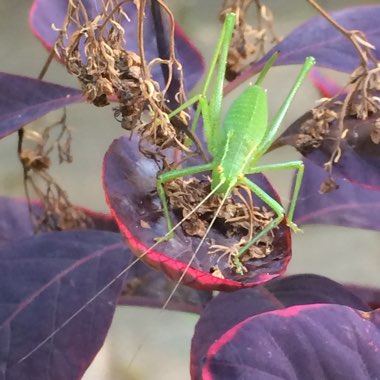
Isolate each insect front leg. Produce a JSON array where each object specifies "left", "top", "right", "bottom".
[
  {"left": 167, "top": 95, "right": 213, "bottom": 153},
  {"left": 157, "top": 163, "right": 214, "bottom": 240},
  {"left": 166, "top": 13, "right": 236, "bottom": 154},
  {"left": 232, "top": 177, "right": 286, "bottom": 274}
]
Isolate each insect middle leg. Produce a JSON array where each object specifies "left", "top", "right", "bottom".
[{"left": 247, "top": 160, "right": 305, "bottom": 231}]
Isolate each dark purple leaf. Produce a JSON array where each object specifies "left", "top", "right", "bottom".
[
  {"left": 102, "top": 136, "right": 291, "bottom": 291},
  {"left": 191, "top": 274, "right": 371, "bottom": 379},
  {"left": 310, "top": 68, "right": 343, "bottom": 98},
  {"left": 203, "top": 304, "right": 380, "bottom": 380},
  {"left": 82, "top": 207, "right": 120, "bottom": 233},
  {"left": 0, "top": 196, "right": 119, "bottom": 245},
  {"left": 264, "top": 5, "right": 380, "bottom": 71},
  {"left": 275, "top": 99, "right": 380, "bottom": 191},
  {"left": 0, "top": 73, "right": 82, "bottom": 139},
  {"left": 293, "top": 158, "right": 380, "bottom": 230},
  {"left": 225, "top": 5, "right": 380, "bottom": 91},
  {"left": 0, "top": 231, "right": 130, "bottom": 380},
  {"left": 346, "top": 284, "right": 380, "bottom": 310},
  {"left": 117, "top": 259, "right": 212, "bottom": 313},
  {"left": 29, "top": 0, "right": 204, "bottom": 93},
  {"left": 0, "top": 230, "right": 210, "bottom": 379},
  {"left": 0, "top": 197, "right": 211, "bottom": 312}
]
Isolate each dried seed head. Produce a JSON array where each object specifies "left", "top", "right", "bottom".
[
  {"left": 297, "top": 106, "right": 338, "bottom": 152},
  {"left": 371, "top": 118, "right": 380, "bottom": 144},
  {"left": 55, "top": 1, "right": 187, "bottom": 155},
  {"left": 220, "top": 0, "right": 281, "bottom": 80},
  {"left": 319, "top": 177, "right": 339, "bottom": 194}
]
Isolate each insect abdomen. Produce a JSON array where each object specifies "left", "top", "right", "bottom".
[
  {"left": 224, "top": 85, "right": 268, "bottom": 146},
  {"left": 223, "top": 85, "right": 268, "bottom": 168},
  {"left": 211, "top": 85, "right": 268, "bottom": 194}
]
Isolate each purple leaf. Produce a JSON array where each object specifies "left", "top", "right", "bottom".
[
  {"left": 0, "top": 197, "right": 211, "bottom": 312},
  {"left": 29, "top": 0, "right": 204, "bottom": 92},
  {"left": 346, "top": 284, "right": 380, "bottom": 310},
  {"left": 117, "top": 259, "right": 212, "bottom": 313},
  {"left": 309, "top": 68, "right": 343, "bottom": 98},
  {"left": 203, "top": 304, "right": 380, "bottom": 380},
  {"left": 191, "top": 274, "right": 371, "bottom": 379},
  {"left": 0, "top": 197, "right": 119, "bottom": 245},
  {"left": 102, "top": 136, "right": 291, "bottom": 291},
  {"left": 0, "top": 73, "right": 82, "bottom": 139},
  {"left": 263, "top": 5, "right": 380, "bottom": 71},
  {"left": 226, "top": 5, "right": 380, "bottom": 90},
  {"left": 275, "top": 98, "right": 380, "bottom": 191},
  {"left": 0, "top": 230, "right": 210, "bottom": 379},
  {"left": 294, "top": 158, "right": 380, "bottom": 230},
  {"left": 0, "top": 231, "right": 130, "bottom": 380}
]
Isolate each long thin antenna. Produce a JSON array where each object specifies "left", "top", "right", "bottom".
[
  {"left": 162, "top": 182, "right": 235, "bottom": 309},
  {"left": 254, "top": 51, "right": 279, "bottom": 86},
  {"left": 127, "top": 182, "right": 235, "bottom": 367},
  {"left": 17, "top": 178, "right": 226, "bottom": 364}
]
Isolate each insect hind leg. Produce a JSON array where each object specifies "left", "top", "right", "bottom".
[
  {"left": 233, "top": 177, "right": 285, "bottom": 274},
  {"left": 246, "top": 160, "right": 305, "bottom": 232}
]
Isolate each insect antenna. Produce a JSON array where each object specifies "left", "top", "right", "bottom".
[
  {"left": 162, "top": 182, "right": 235, "bottom": 309},
  {"left": 254, "top": 51, "right": 279, "bottom": 86},
  {"left": 17, "top": 177, "right": 226, "bottom": 363},
  {"left": 126, "top": 181, "right": 235, "bottom": 369}
]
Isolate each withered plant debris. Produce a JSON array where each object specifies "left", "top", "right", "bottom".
[
  {"left": 220, "top": 0, "right": 281, "bottom": 81},
  {"left": 18, "top": 111, "right": 90, "bottom": 232},
  {"left": 319, "top": 177, "right": 339, "bottom": 194},
  {"left": 302, "top": 0, "right": 380, "bottom": 183},
  {"left": 55, "top": 0, "right": 190, "bottom": 155},
  {"left": 164, "top": 177, "right": 275, "bottom": 273},
  {"left": 296, "top": 106, "right": 339, "bottom": 152}
]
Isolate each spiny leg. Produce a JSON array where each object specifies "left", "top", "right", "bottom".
[
  {"left": 206, "top": 13, "right": 235, "bottom": 149},
  {"left": 247, "top": 160, "right": 304, "bottom": 231},
  {"left": 157, "top": 162, "right": 214, "bottom": 239},
  {"left": 181, "top": 13, "right": 236, "bottom": 154},
  {"left": 233, "top": 176, "right": 286, "bottom": 274}
]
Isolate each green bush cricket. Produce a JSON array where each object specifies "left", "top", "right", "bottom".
[{"left": 156, "top": 12, "right": 316, "bottom": 274}]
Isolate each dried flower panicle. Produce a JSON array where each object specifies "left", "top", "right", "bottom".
[
  {"left": 291, "top": 0, "right": 380, "bottom": 200},
  {"left": 54, "top": 1, "right": 130, "bottom": 106},
  {"left": 296, "top": 14, "right": 380, "bottom": 194},
  {"left": 347, "top": 65, "right": 380, "bottom": 123},
  {"left": 32, "top": 185, "right": 91, "bottom": 232},
  {"left": 55, "top": 0, "right": 187, "bottom": 153},
  {"left": 371, "top": 118, "right": 380, "bottom": 144},
  {"left": 19, "top": 113, "right": 90, "bottom": 232},
  {"left": 297, "top": 105, "right": 338, "bottom": 151},
  {"left": 319, "top": 177, "right": 339, "bottom": 194},
  {"left": 220, "top": 0, "right": 281, "bottom": 80}
]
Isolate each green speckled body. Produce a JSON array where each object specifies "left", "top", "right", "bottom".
[{"left": 211, "top": 85, "right": 268, "bottom": 194}]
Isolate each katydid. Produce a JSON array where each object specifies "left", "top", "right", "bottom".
[{"left": 156, "top": 12, "right": 315, "bottom": 274}]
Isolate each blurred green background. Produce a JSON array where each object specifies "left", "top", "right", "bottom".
[{"left": 1, "top": 1, "right": 379, "bottom": 379}]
